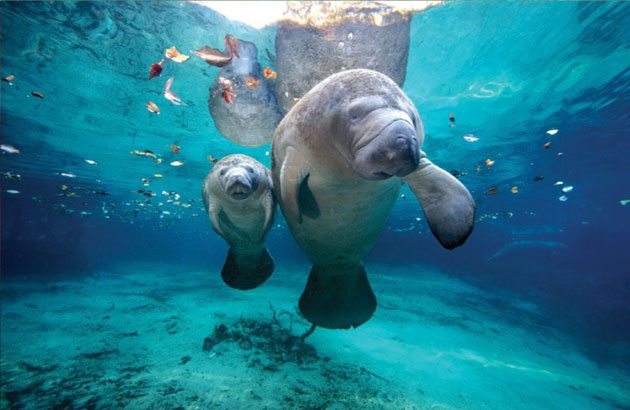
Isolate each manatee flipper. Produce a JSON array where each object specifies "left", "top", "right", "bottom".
[
  {"left": 403, "top": 156, "right": 475, "bottom": 249},
  {"left": 208, "top": 203, "right": 225, "bottom": 238},
  {"left": 279, "top": 146, "right": 309, "bottom": 223},
  {"left": 298, "top": 264, "right": 376, "bottom": 329},
  {"left": 261, "top": 190, "right": 274, "bottom": 239},
  {"left": 221, "top": 247, "right": 274, "bottom": 290}
]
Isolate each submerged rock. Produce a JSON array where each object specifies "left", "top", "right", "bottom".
[
  {"left": 209, "top": 39, "right": 282, "bottom": 147},
  {"left": 275, "top": 4, "right": 412, "bottom": 112}
]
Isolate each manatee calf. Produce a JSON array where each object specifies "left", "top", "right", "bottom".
[
  {"left": 202, "top": 154, "right": 276, "bottom": 289},
  {"left": 274, "top": 4, "right": 414, "bottom": 113},
  {"left": 209, "top": 39, "right": 282, "bottom": 147},
  {"left": 271, "top": 69, "right": 475, "bottom": 329}
]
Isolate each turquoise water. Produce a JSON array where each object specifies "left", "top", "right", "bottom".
[{"left": 1, "top": 2, "right": 629, "bottom": 408}]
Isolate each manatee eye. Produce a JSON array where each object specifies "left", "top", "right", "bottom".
[
  {"left": 244, "top": 165, "right": 255, "bottom": 174},
  {"left": 219, "top": 168, "right": 227, "bottom": 176}
]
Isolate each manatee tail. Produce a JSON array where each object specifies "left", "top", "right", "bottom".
[
  {"left": 298, "top": 264, "right": 376, "bottom": 329},
  {"left": 221, "top": 247, "right": 274, "bottom": 290}
]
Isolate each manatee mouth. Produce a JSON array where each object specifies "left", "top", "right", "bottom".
[
  {"left": 226, "top": 178, "right": 253, "bottom": 200},
  {"left": 353, "top": 118, "right": 419, "bottom": 180}
]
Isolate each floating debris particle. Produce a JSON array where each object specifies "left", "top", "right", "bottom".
[
  {"left": 2, "top": 74, "right": 15, "bottom": 85},
  {"left": 6, "top": 189, "right": 19, "bottom": 194},
  {"left": 449, "top": 112, "right": 456, "bottom": 123},
  {"left": 1, "top": 144, "right": 20, "bottom": 154},
  {"left": 170, "top": 144, "right": 181, "bottom": 153},
  {"left": 163, "top": 77, "right": 187, "bottom": 106},
  {"left": 131, "top": 149, "right": 158, "bottom": 160},
  {"left": 510, "top": 186, "right": 519, "bottom": 193},
  {"left": 224, "top": 34, "right": 239, "bottom": 58},
  {"left": 60, "top": 184, "right": 69, "bottom": 191},
  {"left": 620, "top": 199, "right": 630, "bottom": 206},
  {"left": 546, "top": 129, "right": 558, "bottom": 135},
  {"left": 84, "top": 159, "right": 97, "bottom": 165},
  {"left": 486, "top": 187, "right": 498, "bottom": 195},
  {"left": 31, "top": 91, "right": 44, "bottom": 99},
  {"left": 208, "top": 155, "right": 218, "bottom": 164},
  {"left": 554, "top": 181, "right": 564, "bottom": 185},
  {"left": 265, "top": 151, "right": 269, "bottom": 156},
  {"left": 137, "top": 189, "right": 156, "bottom": 197},
  {"left": 32, "top": 196, "right": 42, "bottom": 202},
  {"left": 170, "top": 160, "right": 184, "bottom": 167},
  {"left": 146, "top": 101, "right": 160, "bottom": 114},
  {"left": 543, "top": 141, "right": 552, "bottom": 149},
  {"left": 245, "top": 75, "right": 261, "bottom": 89},
  {"left": 60, "top": 172, "right": 77, "bottom": 178},
  {"left": 562, "top": 185, "right": 574, "bottom": 193},
  {"left": 292, "top": 97, "right": 301, "bottom": 105},
  {"left": 154, "top": 173, "right": 163, "bottom": 178},
  {"left": 463, "top": 134, "right": 478, "bottom": 143},
  {"left": 559, "top": 195, "right": 568, "bottom": 202},
  {"left": 485, "top": 159, "right": 495, "bottom": 167},
  {"left": 263, "top": 67, "right": 277, "bottom": 80},
  {"left": 533, "top": 175, "right": 544, "bottom": 181},
  {"left": 557, "top": 152, "right": 564, "bottom": 156},
  {"left": 400, "top": 194, "right": 406, "bottom": 199},
  {"left": 191, "top": 46, "right": 232, "bottom": 67},
  {"left": 149, "top": 59, "right": 164, "bottom": 79},
  {"left": 1, "top": 171, "right": 21, "bottom": 180},
  {"left": 165, "top": 46, "right": 189, "bottom": 63},
  {"left": 218, "top": 77, "right": 236, "bottom": 104},
  {"left": 93, "top": 190, "right": 109, "bottom": 196}
]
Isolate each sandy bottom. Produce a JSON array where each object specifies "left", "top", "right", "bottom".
[{"left": 1, "top": 262, "right": 628, "bottom": 409}]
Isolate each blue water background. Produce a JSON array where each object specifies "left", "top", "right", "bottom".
[{"left": 1, "top": 2, "right": 629, "bottom": 366}]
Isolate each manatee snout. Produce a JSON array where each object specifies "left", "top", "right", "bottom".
[
  {"left": 225, "top": 169, "right": 258, "bottom": 200},
  {"left": 354, "top": 119, "right": 419, "bottom": 180}
]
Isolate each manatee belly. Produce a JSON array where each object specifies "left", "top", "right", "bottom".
[
  {"left": 285, "top": 171, "right": 401, "bottom": 268},
  {"left": 220, "top": 204, "right": 267, "bottom": 249}
]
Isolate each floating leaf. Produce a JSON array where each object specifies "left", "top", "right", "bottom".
[
  {"left": 463, "top": 134, "right": 478, "bottom": 143},
  {"left": 546, "top": 129, "right": 558, "bottom": 135},
  {"left": 191, "top": 46, "right": 232, "bottom": 67},
  {"left": 263, "top": 67, "right": 277, "bottom": 80},
  {"left": 146, "top": 101, "right": 160, "bottom": 114},
  {"left": 31, "top": 91, "right": 44, "bottom": 99},
  {"left": 245, "top": 75, "right": 261, "bottom": 89},
  {"left": 163, "top": 77, "right": 187, "bottom": 106},
  {"left": 170, "top": 144, "right": 181, "bottom": 153},
  {"left": 224, "top": 35, "right": 239, "bottom": 58},
  {"left": 149, "top": 59, "right": 164, "bottom": 79},
  {"left": 165, "top": 46, "right": 189, "bottom": 63},
  {"left": 170, "top": 160, "right": 184, "bottom": 167}
]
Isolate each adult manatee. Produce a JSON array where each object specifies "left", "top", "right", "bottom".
[
  {"left": 202, "top": 154, "right": 276, "bottom": 289},
  {"left": 274, "top": 4, "right": 413, "bottom": 113},
  {"left": 271, "top": 69, "right": 474, "bottom": 329}
]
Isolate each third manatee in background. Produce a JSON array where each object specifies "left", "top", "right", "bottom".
[{"left": 209, "top": 39, "right": 283, "bottom": 147}]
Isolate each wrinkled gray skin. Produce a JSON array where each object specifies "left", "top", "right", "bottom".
[
  {"left": 272, "top": 69, "right": 475, "bottom": 329},
  {"left": 209, "top": 40, "right": 283, "bottom": 147},
  {"left": 275, "top": 18, "right": 410, "bottom": 113},
  {"left": 202, "top": 154, "right": 276, "bottom": 290}
]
